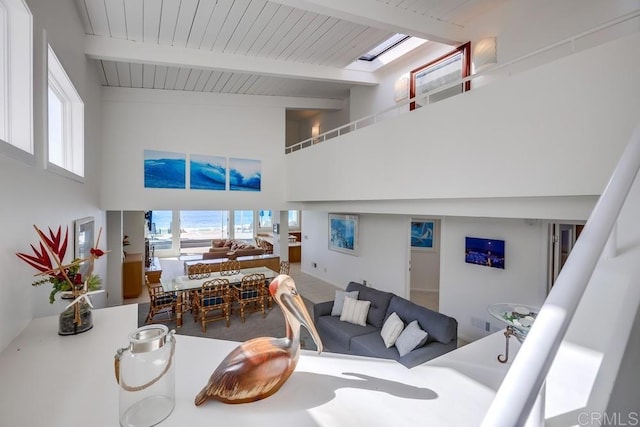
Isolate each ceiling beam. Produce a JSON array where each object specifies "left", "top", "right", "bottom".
[
  {"left": 268, "top": 0, "right": 466, "bottom": 45},
  {"left": 84, "top": 35, "right": 380, "bottom": 86}
]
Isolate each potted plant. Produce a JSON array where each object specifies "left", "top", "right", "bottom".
[{"left": 17, "top": 225, "right": 105, "bottom": 335}]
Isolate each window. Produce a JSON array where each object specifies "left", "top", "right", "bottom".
[
  {"left": 288, "top": 210, "right": 300, "bottom": 229},
  {"left": 47, "top": 44, "right": 84, "bottom": 177},
  {"left": 233, "top": 210, "right": 254, "bottom": 240},
  {"left": 358, "top": 33, "right": 410, "bottom": 62},
  {"left": 258, "top": 210, "right": 272, "bottom": 229},
  {"left": 0, "top": 0, "right": 33, "bottom": 155},
  {"left": 410, "top": 42, "right": 471, "bottom": 110}
]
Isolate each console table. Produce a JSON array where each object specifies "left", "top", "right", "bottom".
[{"left": 184, "top": 254, "right": 280, "bottom": 275}]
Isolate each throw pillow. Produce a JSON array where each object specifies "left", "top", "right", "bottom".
[
  {"left": 331, "top": 290, "right": 359, "bottom": 316},
  {"left": 380, "top": 312, "right": 405, "bottom": 348},
  {"left": 395, "top": 320, "right": 428, "bottom": 357},
  {"left": 340, "top": 296, "right": 371, "bottom": 326}
]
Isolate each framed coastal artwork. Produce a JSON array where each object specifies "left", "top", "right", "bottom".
[
  {"left": 144, "top": 150, "right": 186, "bottom": 189},
  {"left": 329, "top": 213, "right": 359, "bottom": 256},
  {"left": 189, "top": 154, "right": 226, "bottom": 190},
  {"left": 411, "top": 220, "right": 435, "bottom": 250},
  {"left": 229, "top": 158, "right": 261, "bottom": 192}
]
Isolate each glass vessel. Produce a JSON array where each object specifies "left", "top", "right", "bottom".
[
  {"left": 115, "top": 324, "right": 176, "bottom": 427},
  {"left": 58, "top": 300, "right": 93, "bottom": 335}
]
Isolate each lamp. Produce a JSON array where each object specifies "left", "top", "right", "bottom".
[
  {"left": 473, "top": 36, "right": 497, "bottom": 72},
  {"left": 311, "top": 124, "right": 320, "bottom": 144}
]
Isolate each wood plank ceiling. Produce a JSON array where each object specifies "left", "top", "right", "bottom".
[{"left": 76, "top": 0, "right": 503, "bottom": 99}]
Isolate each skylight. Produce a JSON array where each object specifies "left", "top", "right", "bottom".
[{"left": 358, "top": 33, "right": 411, "bottom": 62}]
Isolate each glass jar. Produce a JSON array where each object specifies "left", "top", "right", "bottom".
[
  {"left": 115, "top": 324, "right": 176, "bottom": 427},
  {"left": 58, "top": 299, "right": 93, "bottom": 335}
]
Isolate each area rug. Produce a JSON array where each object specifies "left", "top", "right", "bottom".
[{"left": 137, "top": 298, "right": 317, "bottom": 351}]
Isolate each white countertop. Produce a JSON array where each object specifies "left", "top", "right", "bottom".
[{"left": 0, "top": 305, "right": 520, "bottom": 426}]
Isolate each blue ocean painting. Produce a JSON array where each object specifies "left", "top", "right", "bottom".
[
  {"left": 229, "top": 158, "right": 261, "bottom": 192},
  {"left": 411, "top": 221, "right": 434, "bottom": 248},
  {"left": 330, "top": 218, "right": 355, "bottom": 250},
  {"left": 190, "top": 154, "right": 226, "bottom": 190},
  {"left": 144, "top": 150, "right": 186, "bottom": 189}
]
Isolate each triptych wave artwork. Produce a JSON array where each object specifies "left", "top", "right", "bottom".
[{"left": 144, "top": 150, "right": 261, "bottom": 192}]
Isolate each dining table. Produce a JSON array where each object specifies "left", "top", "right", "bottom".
[{"left": 163, "top": 266, "right": 279, "bottom": 327}]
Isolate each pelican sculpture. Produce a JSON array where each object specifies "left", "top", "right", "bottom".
[{"left": 195, "top": 274, "right": 323, "bottom": 405}]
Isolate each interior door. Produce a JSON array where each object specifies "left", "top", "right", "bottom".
[{"left": 548, "top": 222, "right": 584, "bottom": 291}]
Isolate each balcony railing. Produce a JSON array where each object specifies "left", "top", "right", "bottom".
[
  {"left": 285, "top": 10, "right": 640, "bottom": 155},
  {"left": 481, "top": 126, "right": 640, "bottom": 425}
]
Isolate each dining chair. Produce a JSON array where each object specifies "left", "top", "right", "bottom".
[
  {"left": 220, "top": 259, "right": 241, "bottom": 276},
  {"left": 279, "top": 261, "right": 290, "bottom": 274},
  {"left": 144, "top": 276, "right": 178, "bottom": 324},
  {"left": 188, "top": 262, "right": 212, "bottom": 280},
  {"left": 232, "top": 273, "right": 267, "bottom": 323},
  {"left": 192, "top": 278, "right": 232, "bottom": 332}
]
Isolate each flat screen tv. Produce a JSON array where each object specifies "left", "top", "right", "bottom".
[{"left": 465, "top": 237, "right": 505, "bottom": 269}]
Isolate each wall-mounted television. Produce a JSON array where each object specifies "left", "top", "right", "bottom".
[{"left": 465, "top": 237, "right": 505, "bottom": 269}]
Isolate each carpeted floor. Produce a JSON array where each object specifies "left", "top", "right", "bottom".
[{"left": 138, "top": 298, "right": 317, "bottom": 351}]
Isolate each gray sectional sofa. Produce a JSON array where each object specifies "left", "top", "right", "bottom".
[{"left": 313, "top": 282, "right": 458, "bottom": 368}]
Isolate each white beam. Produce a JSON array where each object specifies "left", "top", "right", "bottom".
[
  {"left": 84, "top": 35, "right": 379, "bottom": 86},
  {"left": 268, "top": 0, "right": 466, "bottom": 45}
]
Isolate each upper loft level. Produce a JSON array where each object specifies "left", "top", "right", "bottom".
[{"left": 283, "top": 24, "right": 640, "bottom": 214}]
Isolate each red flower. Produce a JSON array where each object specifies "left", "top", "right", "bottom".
[{"left": 16, "top": 226, "right": 68, "bottom": 273}]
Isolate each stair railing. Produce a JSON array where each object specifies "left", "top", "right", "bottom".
[{"left": 481, "top": 126, "right": 640, "bottom": 426}]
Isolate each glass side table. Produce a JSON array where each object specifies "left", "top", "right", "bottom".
[{"left": 488, "top": 303, "right": 539, "bottom": 363}]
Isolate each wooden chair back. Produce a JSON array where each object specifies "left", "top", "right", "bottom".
[
  {"left": 233, "top": 273, "right": 267, "bottom": 322},
  {"left": 220, "top": 259, "right": 241, "bottom": 276},
  {"left": 193, "top": 278, "right": 231, "bottom": 330},
  {"left": 188, "top": 262, "right": 212, "bottom": 280},
  {"left": 279, "top": 260, "right": 290, "bottom": 274}
]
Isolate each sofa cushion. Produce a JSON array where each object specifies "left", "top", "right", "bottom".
[
  {"left": 350, "top": 332, "right": 401, "bottom": 361},
  {"left": 331, "top": 290, "right": 359, "bottom": 316},
  {"left": 380, "top": 312, "right": 405, "bottom": 348},
  {"left": 387, "top": 296, "right": 457, "bottom": 344},
  {"left": 340, "top": 297, "right": 370, "bottom": 326},
  {"left": 346, "top": 282, "right": 393, "bottom": 328},
  {"left": 316, "top": 315, "right": 378, "bottom": 351},
  {"left": 395, "top": 320, "right": 429, "bottom": 357}
]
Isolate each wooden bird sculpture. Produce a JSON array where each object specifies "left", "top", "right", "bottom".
[{"left": 195, "top": 274, "right": 323, "bottom": 405}]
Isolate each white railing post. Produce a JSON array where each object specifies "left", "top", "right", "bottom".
[{"left": 481, "top": 126, "right": 640, "bottom": 426}]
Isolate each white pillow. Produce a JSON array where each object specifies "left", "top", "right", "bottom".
[
  {"left": 340, "top": 296, "right": 371, "bottom": 326},
  {"left": 331, "top": 290, "right": 359, "bottom": 316},
  {"left": 380, "top": 312, "right": 405, "bottom": 348},
  {"left": 395, "top": 320, "right": 429, "bottom": 357}
]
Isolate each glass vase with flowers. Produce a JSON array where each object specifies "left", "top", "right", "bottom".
[{"left": 17, "top": 225, "right": 106, "bottom": 335}]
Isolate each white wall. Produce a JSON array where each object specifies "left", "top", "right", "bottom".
[
  {"left": 440, "top": 217, "right": 548, "bottom": 342},
  {"left": 100, "top": 88, "right": 288, "bottom": 211},
  {"left": 301, "top": 211, "right": 410, "bottom": 297},
  {"left": 287, "top": 33, "right": 640, "bottom": 209},
  {"left": 0, "top": 0, "right": 104, "bottom": 351}
]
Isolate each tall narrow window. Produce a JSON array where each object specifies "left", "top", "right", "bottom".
[
  {"left": 47, "top": 44, "right": 84, "bottom": 177},
  {"left": 0, "top": 0, "right": 33, "bottom": 155},
  {"left": 47, "top": 86, "right": 64, "bottom": 167}
]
